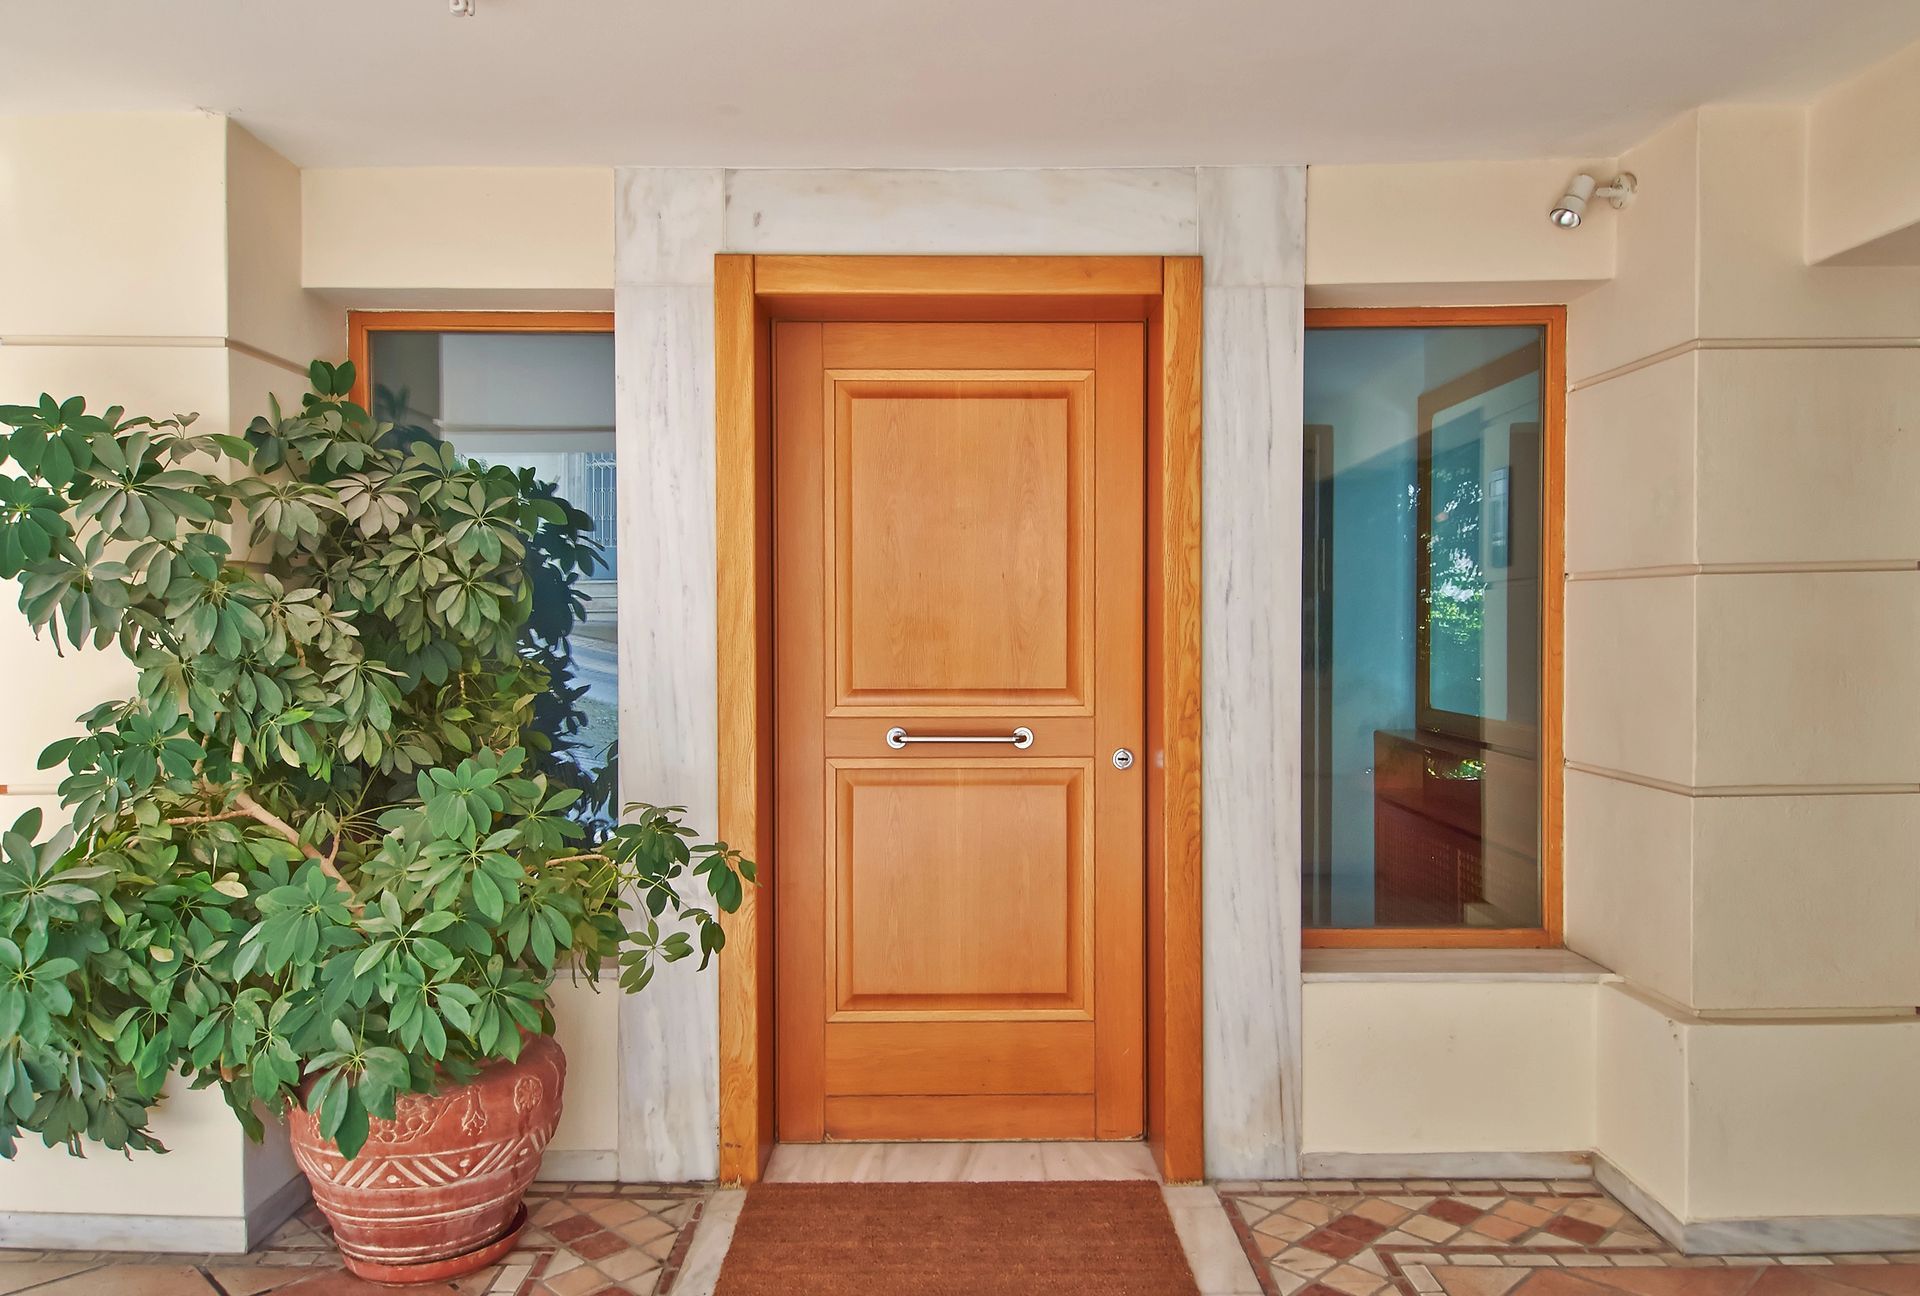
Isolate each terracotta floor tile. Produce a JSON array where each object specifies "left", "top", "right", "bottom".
[
  {"left": 1429, "top": 1266, "right": 1531, "bottom": 1296},
  {"left": 1322, "top": 1262, "right": 1389, "bottom": 1296},
  {"left": 1747, "top": 1272, "right": 1896, "bottom": 1296},
  {"left": 1816, "top": 1269, "right": 1920, "bottom": 1296},
  {"left": 1301, "top": 1228, "right": 1370, "bottom": 1261},
  {"left": 1278, "top": 1247, "right": 1341, "bottom": 1276},
  {"left": 1430, "top": 1200, "right": 1490, "bottom": 1227},
  {"left": 1545, "top": 1216, "right": 1610, "bottom": 1245},
  {"left": 1356, "top": 1198, "right": 1415, "bottom": 1227},
  {"left": 1574, "top": 1269, "right": 1772, "bottom": 1296},
  {"left": 1329, "top": 1216, "right": 1391, "bottom": 1244},
  {"left": 595, "top": 1248, "right": 662, "bottom": 1283},
  {"left": 0, "top": 1262, "right": 104, "bottom": 1295},
  {"left": 1562, "top": 1200, "right": 1627, "bottom": 1229},
  {"left": 586, "top": 1200, "right": 646, "bottom": 1227},
  {"left": 549, "top": 1215, "right": 606, "bottom": 1243},
  {"left": 1496, "top": 1202, "right": 1556, "bottom": 1228},
  {"left": 1289, "top": 1200, "right": 1341, "bottom": 1226},
  {"left": 615, "top": 1215, "right": 675, "bottom": 1245},
  {"left": 31, "top": 1265, "right": 219, "bottom": 1295},
  {"left": 572, "top": 1230, "right": 632, "bottom": 1261},
  {"left": 1403, "top": 1217, "right": 1466, "bottom": 1244},
  {"left": 543, "top": 1268, "right": 617, "bottom": 1296},
  {"left": 1501, "top": 1272, "right": 1616, "bottom": 1296},
  {"left": 205, "top": 1267, "right": 336, "bottom": 1296},
  {"left": 1260, "top": 1214, "right": 1319, "bottom": 1243},
  {"left": 1476, "top": 1215, "right": 1534, "bottom": 1242}
]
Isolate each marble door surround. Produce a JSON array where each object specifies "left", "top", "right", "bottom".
[{"left": 612, "top": 167, "right": 1306, "bottom": 1185}]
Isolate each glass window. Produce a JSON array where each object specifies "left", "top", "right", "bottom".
[
  {"left": 1302, "top": 319, "right": 1551, "bottom": 936},
  {"left": 366, "top": 327, "right": 619, "bottom": 817}
]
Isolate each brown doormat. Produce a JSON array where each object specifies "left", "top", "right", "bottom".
[{"left": 713, "top": 1180, "right": 1201, "bottom": 1296}]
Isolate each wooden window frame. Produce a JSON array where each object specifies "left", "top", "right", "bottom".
[
  {"left": 714, "top": 255, "right": 1206, "bottom": 1184},
  {"left": 346, "top": 310, "right": 616, "bottom": 410},
  {"left": 1302, "top": 305, "right": 1565, "bottom": 951}
]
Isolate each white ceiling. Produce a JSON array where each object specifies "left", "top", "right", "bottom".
[{"left": 4, "top": 0, "right": 1917, "bottom": 169}]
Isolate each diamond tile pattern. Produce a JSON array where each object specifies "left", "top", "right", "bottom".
[
  {"left": 0, "top": 1182, "right": 707, "bottom": 1296},
  {"left": 1218, "top": 1181, "right": 1920, "bottom": 1296}
]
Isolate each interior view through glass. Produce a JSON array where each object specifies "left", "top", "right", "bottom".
[{"left": 1301, "top": 324, "right": 1546, "bottom": 932}]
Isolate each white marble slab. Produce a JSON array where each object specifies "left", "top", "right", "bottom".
[
  {"left": 1164, "top": 1185, "right": 1265, "bottom": 1294},
  {"left": 722, "top": 167, "right": 1200, "bottom": 255},
  {"left": 1199, "top": 167, "right": 1308, "bottom": 288},
  {"left": 615, "top": 168, "right": 724, "bottom": 287},
  {"left": 763, "top": 1140, "right": 1160, "bottom": 1183},
  {"left": 671, "top": 1187, "right": 745, "bottom": 1296},
  {"left": 613, "top": 277, "right": 723, "bottom": 1182},
  {"left": 1199, "top": 280, "right": 1306, "bottom": 1182},
  {"left": 611, "top": 164, "right": 1309, "bottom": 1183}
]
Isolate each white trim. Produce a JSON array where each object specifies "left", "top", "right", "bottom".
[
  {"left": 0, "top": 1163, "right": 309, "bottom": 1254},
  {"left": 1593, "top": 1155, "right": 1920, "bottom": 1256},
  {"left": 1303, "top": 949, "right": 1615, "bottom": 983},
  {"left": 0, "top": 1210, "right": 253, "bottom": 1253},
  {"left": 1300, "top": 1151, "right": 1593, "bottom": 1180}
]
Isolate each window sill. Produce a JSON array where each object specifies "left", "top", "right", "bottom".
[{"left": 1302, "top": 947, "right": 1617, "bottom": 983}]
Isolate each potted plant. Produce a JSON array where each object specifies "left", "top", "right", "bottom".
[{"left": 0, "top": 363, "right": 751, "bottom": 1283}]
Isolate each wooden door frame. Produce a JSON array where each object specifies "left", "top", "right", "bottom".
[{"left": 713, "top": 254, "right": 1205, "bottom": 1184}]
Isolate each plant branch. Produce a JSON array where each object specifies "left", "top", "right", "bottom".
[
  {"left": 164, "top": 809, "right": 255, "bottom": 827},
  {"left": 230, "top": 790, "right": 360, "bottom": 911}
]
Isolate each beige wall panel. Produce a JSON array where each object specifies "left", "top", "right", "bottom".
[
  {"left": 1692, "top": 792, "right": 1920, "bottom": 1012},
  {"left": 1807, "top": 42, "right": 1920, "bottom": 266},
  {"left": 0, "top": 114, "right": 228, "bottom": 338},
  {"left": 1697, "top": 107, "right": 1920, "bottom": 343},
  {"left": 1567, "top": 114, "right": 1701, "bottom": 382},
  {"left": 1566, "top": 352, "right": 1698, "bottom": 574},
  {"left": 225, "top": 122, "right": 343, "bottom": 366},
  {"left": 1696, "top": 348, "right": 1920, "bottom": 566},
  {"left": 0, "top": 1084, "right": 244, "bottom": 1216},
  {"left": 1593, "top": 985, "right": 1690, "bottom": 1220},
  {"left": 1687, "top": 1017, "right": 1920, "bottom": 1220},
  {"left": 1695, "top": 571, "right": 1920, "bottom": 787},
  {"left": 1563, "top": 771, "right": 1694, "bottom": 1007},
  {"left": 1564, "top": 575, "right": 1696, "bottom": 786},
  {"left": 1302, "top": 982, "right": 1596, "bottom": 1155},
  {"left": 302, "top": 167, "right": 615, "bottom": 300},
  {"left": 547, "top": 977, "right": 621, "bottom": 1156},
  {"left": 1306, "top": 160, "right": 1615, "bottom": 299}
]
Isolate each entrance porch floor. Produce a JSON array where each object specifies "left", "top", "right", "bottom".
[{"left": 3, "top": 1168, "right": 1916, "bottom": 1296}]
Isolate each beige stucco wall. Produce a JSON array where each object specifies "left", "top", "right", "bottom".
[
  {"left": 1568, "top": 102, "right": 1920, "bottom": 1228},
  {"left": 1806, "top": 41, "right": 1920, "bottom": 266},
  {"left": 301, "top": 166, "right": 615, "bottom": 307},
  {"left": 1306, "top": 159, "right": 1616, "bottom": 306},
  {"left": 1302, "top": 981, "right": 1597, "bottom": 1157},
  {"left": 0, "top": 113, "right": 342, "bottom": 1245}
]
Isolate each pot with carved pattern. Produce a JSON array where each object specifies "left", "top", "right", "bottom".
[{"left": 285, "top": 1031, "right": 566, "bottom": 1284}]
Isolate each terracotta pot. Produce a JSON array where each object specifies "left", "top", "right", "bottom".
[{"left": 286, "top": 1032, "right": 566, "bottom": 1284}]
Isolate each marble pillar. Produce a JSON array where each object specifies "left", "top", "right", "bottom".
[
  {"left": 612, "top": 165, "right": 1306, "bottom": 1179},
  {"left": 613, "top": 170, "right": 728, "bottom": 1181},
  {"left": 1196, "top": 168, "right": 1307, "bottom": 1180}
]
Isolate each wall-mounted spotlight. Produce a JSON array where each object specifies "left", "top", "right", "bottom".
[
  {"left": 449, "top": 0, "right": 475, "bottom": 14},
  {"left": 1549, "top": 173, "right": 1636, "bottom": 228}
]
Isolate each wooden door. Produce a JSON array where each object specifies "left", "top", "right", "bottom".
[{"left": 773, "top": 321, "right": 1146, "bottom": 1142}]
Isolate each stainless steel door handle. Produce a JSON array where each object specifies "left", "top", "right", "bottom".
[{"left": 885, "top": 726, "right": 1035, "bottom": 750}]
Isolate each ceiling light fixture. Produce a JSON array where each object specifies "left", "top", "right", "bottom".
[
  {"left": 1549, "top": 172, "right": 1636, "bottom": 228},
  {"left": 449, "top": 0, "right": 475, "bottom": 14}
]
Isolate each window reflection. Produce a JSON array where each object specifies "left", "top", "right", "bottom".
[{"left": 1302, "top": 324, "right": 1546, "bottom": 932}]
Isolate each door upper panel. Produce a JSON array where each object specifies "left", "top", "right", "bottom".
[{"left": 829, "top": 373, "right": 1094, "bottom": 714}]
